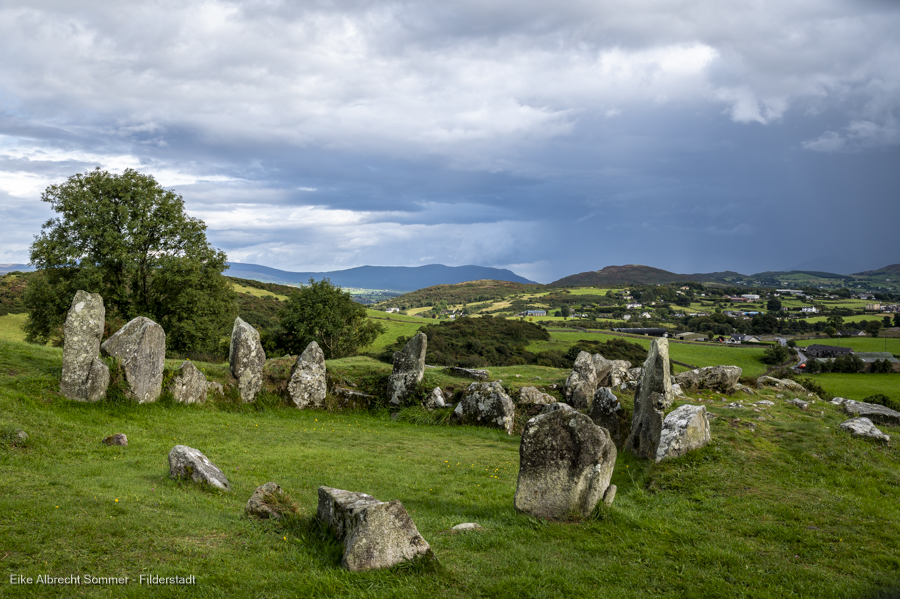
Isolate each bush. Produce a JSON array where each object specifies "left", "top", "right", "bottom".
[
  {"left": 562, "top": 338, "right": 648, "bottom": 366},
  {"left": 760, "top": 345, "right": 790, "bottom": 365}
]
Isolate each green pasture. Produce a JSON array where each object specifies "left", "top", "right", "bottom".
[
  {"left": 0, "top": 313, "right": 28, "bottom": 343},
  {"left": 230, "top": 282, "right": 289, "bottom": 301},
  {"left": 3, "top": 339, "right": 900, "bottom": 597},
  {"left": 801, "top": 314, "right": 890, "bottom": 325},
  {"left": 808, "top": 373, "right": 900, "bottom": 403}
]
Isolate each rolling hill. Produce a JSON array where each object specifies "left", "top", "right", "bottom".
[
  {"left": 550, "top": 265, "right": 746, "bottom": 287},
  {"left": 225, "top": 262, "right": 537, "bottom": 291}
]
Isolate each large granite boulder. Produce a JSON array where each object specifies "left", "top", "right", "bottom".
[
  {"left": 519, "top": 386, "right": 557, "bottom": 406},
  {"left": 842, "top": 400, "right": 900, "bottom": 427},
  {"left": 317, "top": 486, "right": 433, "bottom": 571},
  {"left": 514, "top": 408, "right": 617, "bottom": 519},
  {"left": 288, "top": 341, "right": 327, "bottom": 409},
  {"left": 588, "top": 387, "right": 625, "bottom": 447},
  {"left": 387, "top": 333, "right": 427, "bottom": 405},
  {"left": 100, "top": 316, "right": 166, "bottom": 403},
  {"left": 168, "top": 445, "right": 230, "bottom": 491},
  {"left": 675, "top": 366, "right": 743, "bottom": 394},
  {"left": 609, "top": 360, "right": 633, "bottom": 388},
  {"left": 229, "top": 317, "right": 266, "bottom": 402},
  {"left": 655, "top": 405, "right": 711, "bottom": 461},
  {"left": 625, "top": 338, "right": 673, "bottom": 459},
  {"left": 564, "top": 351, "right": 598, "bottom": 409},
  {"left": 592, "top": 354, "right": 613, "bottom": 386},
  {"left": 453, "top": 382, "right": 515, "bottom": 434},
  {"left": 168, "top": 361, "right": 208, "bottom": 404},
  {"left": 756, "top": 376, "right": 807, "bottom": 394},
  {"left": 60, "top": 290, "right": 109, "bottom": 402},
  {"left": 840, "top": 417, "right": 890, "bottom": 442}
]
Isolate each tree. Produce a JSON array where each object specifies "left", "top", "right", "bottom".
[
  {"left": 866, "top": 320, "right": 882, "bottom": 338},
  {"left": 276, "top": 278, "right": 385, "bottom": 359},
  {"left": 826, "top": 315, "right": 844, "bottom": 331},
  {"left": 767, "top": 297, "right": 782, "bottom": 312},
  {"left": 560, "top": 305, "right": 571, "bottom": 318},
  {"left": 25, "top": 169, "right": 235, "bottom": 353},
  {"left": 895, "top": 313, "right": 900, "bottom": 328}
]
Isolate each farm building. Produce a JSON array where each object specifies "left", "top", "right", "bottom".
[{"left": 806, "top": 345, "right": 853, "bottom": 358}]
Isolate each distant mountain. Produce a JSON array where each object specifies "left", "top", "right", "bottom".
[
  {"left": 0, "top": 264, "right": 35, "bottom": 275},
  {"left": 225, "top": 262, "right": 537, "bottom": 291},
  {"left": 854, "top": 263, "right": 900, "bottom": 277},
  {"left": 550, "top": 265, "right": 746, "bottom": 287}
]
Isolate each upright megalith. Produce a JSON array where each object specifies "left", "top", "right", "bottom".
[
  {"left": 453, "top": 382, "right": 516, "bottom": 434},
  {"left": 60, "top": 290, "right": 109, "bottom": 402},
  {"left": 288, "top": 341, "right": 327, "bottom": 409},
  {"left": 168, "top": 360, "right": 208, "bottom": 404},
  {"left": 564, "top": 351, "right": 598, "bottom": 409},
  {"left": 229, "top": 317, "right": 266, "bottom": 402},
  {"left": 588, "top": 387, "right": 625, "bottom": 447},
  {"left": 386, "top": 332, "right": 426, "bottom": 405},
  {"left": 101, "top": 317, "right": 166, "bottom": 403},
  {"left": 625, "top": 338, "right": 673, "bottom": 459},
  {"left": 514, "top": 408, "right": 617, "bottom": 519},
  {"left": 317, "top": 486, "right": 433, "bottom": 571}
]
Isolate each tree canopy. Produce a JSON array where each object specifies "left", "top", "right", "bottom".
[
  {"left": 25, "top": 168, "right": 235, "bottom": 354},
  {"left": 276, "top": 278, "right": 385, "bottom": 359}
]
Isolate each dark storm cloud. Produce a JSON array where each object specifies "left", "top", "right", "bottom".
[{"left": 1, "top": 0, "right": 898, "bottom": 282}]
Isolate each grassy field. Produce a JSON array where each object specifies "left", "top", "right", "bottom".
[
  {"left": 3, "top": 339, "right": 900, "bottom": 597},
  {"left": 809, "top": 373, "right": 900, "bottom": 403},
  {"left": 231, "top": 282, "right": 290, "bottom": 301},
  {"left": 0, "top": 313, "right": 28, "bottom": 343}
]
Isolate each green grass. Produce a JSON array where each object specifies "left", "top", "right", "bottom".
[
  {"left": 4, "top": 338, "right": 900, "bottom": 597},
  {"left": 804, "top": 373, "right": 900, "bottom": 403},
  {"left": 231, "top": 282, "right": 289, "bottom": 301},
  {"left": 0, "top": 313, "right": 28, "bottom": 343}
]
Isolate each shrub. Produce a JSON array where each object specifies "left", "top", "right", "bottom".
[{"left": 863, "top": 394, "right": 900, "bottom": 412}]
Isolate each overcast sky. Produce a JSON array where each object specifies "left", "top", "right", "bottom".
[{"left": 1, "top": 0, "right": 898, "bottom": 283}]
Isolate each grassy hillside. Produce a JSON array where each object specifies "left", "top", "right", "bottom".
[
  {"left": 3, "top": 339, "right": 900, "bottom": 597},
  {"left": 376, "top": 280, "right": 543, "bottom": 310}
]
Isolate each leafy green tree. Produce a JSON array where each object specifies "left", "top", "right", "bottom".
[
  {"left": 866, "top": 320, "right": 882, "bottom": 338},
  {"left": 766, "top": 297, "right": 782, "bottom": 312},
  {"left": 560, "top": 305, "right": 571, "bottom": 318},
  {"left": 826, "top": 314, "right": 844, "bottom": 331},
  {"left": 25, "top": 168, "right": 235, "bottom": 354},
  {"left": 895, "top": 313, "right": 900, "bottom": 328},
  {"left": 760, "top": 344, "right": 789, "bottom": 365},
  {"left": 276, "top": 278, "right": 385, "bottom": 359},
  {"left": 823, "top": 326, "right": 837, "bottom": 337}
]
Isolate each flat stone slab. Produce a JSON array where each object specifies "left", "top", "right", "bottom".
[
  {"left": 317, "top": 486, "right": 433, "bottom": 571},
  {"left": 843, "top": 401, "right": 900, "bottom": 427},
  {"left": 446, "top": 367, "right": 490, "bottom": 380},
  {"left": 840, "top": 417, "right": 890, "bottom": 442},
  {"left": 168, "top": 445, "right": 230, "bottom": 491}
]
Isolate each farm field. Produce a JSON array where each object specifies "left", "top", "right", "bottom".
[
  {"left": 808, "top": 373, "right": 900, "bottom": 404},
  {"left": 0, "top": 313, "right": 27, "bottom": 343},
  {"left": 231, "top": 282, "right": 289, "bottom": 301},
  {"left": 3, "top": 338, "right": 900, "bottom": 598}
]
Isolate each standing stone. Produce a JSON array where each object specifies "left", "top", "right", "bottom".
[
  {"left": 655, "top": 405, "right": 711, "bottom": 461},
  {"left": 229, "top": 317, "right": 266, "bottom": 403},
  {"left": 564, "top": 351, "right": 598, "bottom": 409},
  {"left": 168, "top": 361, "right": 208, "bottom": 404},
  {"left": 168, "top": 445, "right": 230, "bottom": 491},
  {"left": 453, "top": 382, "right": 516, "bottom": 434},
  {"left": 60, "top": 290, "right": 109, "bottom": 402},
  {"left": 317, "top": 486, "right": 433, "bottom": 571},
  {"left": 592, "top": 354, "right": 613, "bottom": 387},
  {"left": 519, "top": 386, "right": 557, "bottom": 406},
  {"left": 625, "top": 338, "right": 673, "bottom": 459},
  {"left": 676, "top": 366, "right": 743, "bottom": 394},
  {"left": 588, "top": 387, "right": 625, "bottom": 447},
  {"left": 387, "top": 333, "right": 427, "bottom": 405},
  {"left": 288, "top": 341, "right": 327, "bottom": 409},
  {"left": 101, "top": 317, "right": 166, "bottom": 403},
  {"left": 423, "top": 387, "right": 446, "bottom": 410},
  {"left": 607, "top": 360, "right": 632, "bottom": 387},
  {"left": 514, "top": 408, "right": 617, "bottom": 519}
]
